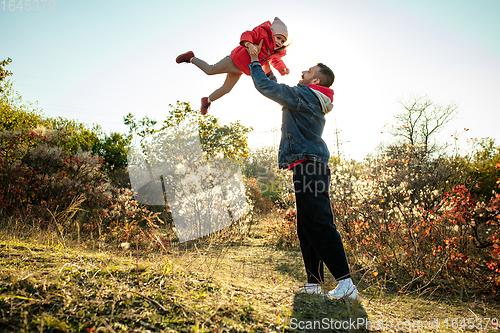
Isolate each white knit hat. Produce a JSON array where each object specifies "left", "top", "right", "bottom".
[{"left": 270, "top": 17, "right": 288, "bottom": 40}]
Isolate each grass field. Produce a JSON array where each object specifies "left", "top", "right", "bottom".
[{"left": 1, "top": 216, "right": 499, "bottom": 332}]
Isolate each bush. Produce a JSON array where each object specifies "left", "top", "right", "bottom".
[
  {"left": 1, "top": 80, "right": 46, "bottom": 131},
  {"left": 450, "top": 138, "right": 500, "bottom": 201},
  {"left": 265, "top": 209, "right": 299, "bottom": 248},
  {"left": 245, "top": 177, "right": 274, "bottom": 214},
  {"left": 330, "top": 147, "right": 500, "bottom": 295},
  {"left": 242, "top": 146, "right": 294, "bottom": 211},
  {"left": 0, "top": 128, "right": 170, "bottom": 248}
]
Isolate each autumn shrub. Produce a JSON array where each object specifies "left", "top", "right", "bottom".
[
  {"left": 436, "top": 181, "right": 500, "bottom": 290},
  {"left": 448, "top": 138, "right": 500, "bottom": 201},
  {"left": 265, "top": 208, "right": 299, "bottom": 248},
  {"left": 242, "top": 146, "right": 294, "bottom": 211},
  {"left": 245, "top": 177, "right": 274, "bottom": 214},
  {"left": 330, "top": 147, "right": 500, "bottom": 295},
  {"left": 0, "top": 128, "right": 170, "bottom": 249}
]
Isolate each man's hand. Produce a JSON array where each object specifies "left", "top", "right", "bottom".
[
  {"left": 246, "top": 39, "right": 264, "bottom": 62},
  {"left": 247, "top": 43, "right": 259, "bottom": 56}
]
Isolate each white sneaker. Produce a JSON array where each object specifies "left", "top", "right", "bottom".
[
  {"left": 298, "top": 283, "right": 322, "bottom": 295},
  {"left": 326, "top": 278, "right": 359, "bottom": 300}
]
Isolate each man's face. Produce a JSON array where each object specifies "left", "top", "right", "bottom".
[{"left": 298, "top": 66, "right": 320, "bottom": 85}]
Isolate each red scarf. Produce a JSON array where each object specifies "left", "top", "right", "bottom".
[{"left": 306, "top": 84, "right": 334, "bottom": 103}]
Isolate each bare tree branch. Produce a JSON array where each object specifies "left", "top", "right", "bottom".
[{"left": 391, "top": 95, "right": 458, "bottom": 155}]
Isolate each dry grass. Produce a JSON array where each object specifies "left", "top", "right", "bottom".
[{"left": 1, "top": 214, "right": 499, "bottom": 332}]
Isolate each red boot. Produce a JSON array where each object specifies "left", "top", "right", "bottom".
[
  {"left": 201, "top": 97, "right": 211, "bottom": 115},
  {"left": 176, "top": 51, "right": 195, "bottom": 64}
]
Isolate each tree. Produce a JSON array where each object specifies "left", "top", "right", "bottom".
[
  {"left": 92, "top": 131, "right": 132, "bottom": 171},
  {"left": 370, "top": 96, "right": 459, "bottom": 218},
  {"left": 390, "top": 95, "right": 458, "bottom": 154},
  {"left": 0, "top": 58, "right": 13, "bottom": 93},
  {"left": 45, "top": 117, "right": 102, "bottom": 152},
  {"left": 124, "top": 101, "right": 252, "bottom": 161},
  {"left": 1, "top": 81, "right": 46, "bottom": 131},
  {"left": 124, "top": 102, "right": 252, "bottom": 238},
  {"left": 451, "top": 138, "right": 500, "bottom": 201}
]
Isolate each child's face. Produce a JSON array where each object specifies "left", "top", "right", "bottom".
[{"left": 274, "top": 34, "right": 287, "bottom": 49}]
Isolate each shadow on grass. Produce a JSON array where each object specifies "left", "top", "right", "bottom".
[{"left": 290, "top": 293, "right": 370, "bottom": 332}]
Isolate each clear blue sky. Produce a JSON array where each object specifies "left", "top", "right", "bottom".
[{"left": 2, "top": 0, "right": 499, "bottom": 160}]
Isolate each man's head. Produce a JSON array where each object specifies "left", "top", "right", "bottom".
[{"left": 298, "top": 63, "right": 335, "bottom": 87}]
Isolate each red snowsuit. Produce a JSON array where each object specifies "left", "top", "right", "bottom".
[{"left": 230, "top": 21, "right": 288, "bottom": 76}]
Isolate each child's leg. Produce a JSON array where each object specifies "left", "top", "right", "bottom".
[
  {"left": 262, "top": 62, "right": 271, "bottom": 74},
  {"left": 191, "top": 55, "right": 241, "bottom": 75},
  {"left": 209, "top": 72, "right": 242, "bottom": 102}
]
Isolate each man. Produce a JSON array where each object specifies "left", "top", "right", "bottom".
[{"left": 246, "top": 46, "right": 358, "bottom": 300}]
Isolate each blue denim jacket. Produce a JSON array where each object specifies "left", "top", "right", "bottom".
[{"left": 249, "top": 61, "right": 331, "bottom": 169}]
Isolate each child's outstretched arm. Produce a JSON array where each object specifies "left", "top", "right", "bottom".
[{"left": 270, "top": 55, "right": 289, "bottom": 76}]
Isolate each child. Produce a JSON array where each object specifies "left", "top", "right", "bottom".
[{"left": 176, "top": 17, "right": 290, "bottom": 115}]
